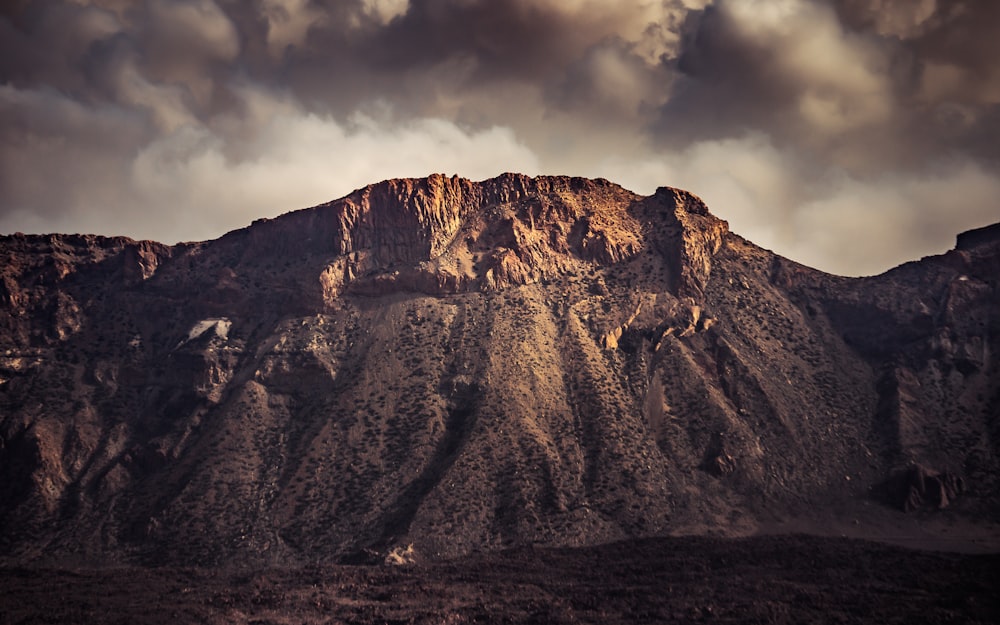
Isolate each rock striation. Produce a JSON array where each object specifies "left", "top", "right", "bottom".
[{"left": 0, "top": 174, "right": 997, "bottom": 566}]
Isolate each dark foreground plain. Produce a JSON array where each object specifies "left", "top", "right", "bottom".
[{"left": 3, "top": 534, "right": 998, "bottom": 625}]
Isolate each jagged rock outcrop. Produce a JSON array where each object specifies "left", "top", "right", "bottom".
[
  {"left": 877, "top": 464, "right": 967, "bottom": 512},
  {"left": 0, "top": 174, "right": 997, "bottom": 567}
]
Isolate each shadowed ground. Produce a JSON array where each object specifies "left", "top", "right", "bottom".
[{"left": 2, "top": 534, "right": 998, "bottom": 625}]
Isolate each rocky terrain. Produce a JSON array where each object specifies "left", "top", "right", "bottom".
[{"left": 1, "top": 173, "right": 998, "bottom": 570}]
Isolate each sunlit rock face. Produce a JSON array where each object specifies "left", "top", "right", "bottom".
[{"left": 0, "top": 174, "right": 997, "bottom": 567}]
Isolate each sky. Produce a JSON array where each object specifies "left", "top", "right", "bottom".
[{"left": 1, "top": 0, "right": 998, "bottom": 276}]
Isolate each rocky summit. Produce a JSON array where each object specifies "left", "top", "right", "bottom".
[{"left": 1, "top": 173, "right": 998, "bottom": 567}]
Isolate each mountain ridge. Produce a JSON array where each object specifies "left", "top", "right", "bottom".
[{"left": 1, "top": 173, "right": 997, "bottom": 566}]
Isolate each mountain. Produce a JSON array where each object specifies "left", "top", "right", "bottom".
[{"left": 1, "top": 173, "right": 997, "bottom": 567}]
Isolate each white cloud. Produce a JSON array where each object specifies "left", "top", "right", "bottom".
[
  {"left": 361, "top": 0, "right": 411, "bottom": 24},
  {"left": 0, "top": 83, "right": 540, "bottom": 244},
  {"left": 588, "top": 133, "right": 999, "bottom": 276},
  {"left": 126, "top": 92, "right": 540, "bottom": 242},
  {"left": 790, "top": 160, "right": 1000, "bottom": 275}
]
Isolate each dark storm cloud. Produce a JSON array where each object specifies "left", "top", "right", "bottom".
[
  {"left": 665, "top": 2, "right": 899, "bottom": 166},
  {"left": 843, "top": 0, "right": 1000, "bottom": 163},
  {"left": 355, "top": 0, "right": 659, "bottom": 86},
  {"left": 0, "top": 0, "right": 563, "bottom": 240},
  {"left": 663, "top": 0, "right": 1000, "bottom": 165},
  {"left": 649, "top": 0, "right": 1000, "bottom": 272},
  {"left": 241, "top": 0, "right": 685, "bottom": 128},
  {"left": 0, "top": 0, "right": 996, "bottom": 275}
]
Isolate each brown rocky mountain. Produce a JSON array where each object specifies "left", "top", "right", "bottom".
[{"left": 1, "top": 173, "right": 998, "bottom": 567}]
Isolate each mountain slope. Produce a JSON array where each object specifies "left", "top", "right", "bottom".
[{"left": 1, "top": 174, "right": 997, "bottom": 566}]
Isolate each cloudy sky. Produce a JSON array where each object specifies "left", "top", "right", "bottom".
[{"left": 1, "top": 0, "right": 997, "bottom": 275}]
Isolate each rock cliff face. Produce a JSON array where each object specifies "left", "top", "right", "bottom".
[{"left": 0, "top": 174, "right": 997, "bottom": 566}]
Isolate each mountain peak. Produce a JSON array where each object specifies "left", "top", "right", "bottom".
[{"left": 230, "top": 174, "right": 727, "bottom": 300}]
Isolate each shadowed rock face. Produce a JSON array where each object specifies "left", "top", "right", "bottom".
[{"left": 0, "top": 174, "right": 997, "bottom": 566}]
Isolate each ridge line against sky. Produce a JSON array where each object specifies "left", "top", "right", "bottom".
[{"left": 1, "top": 0, "right": 998, "bottom": 276}]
